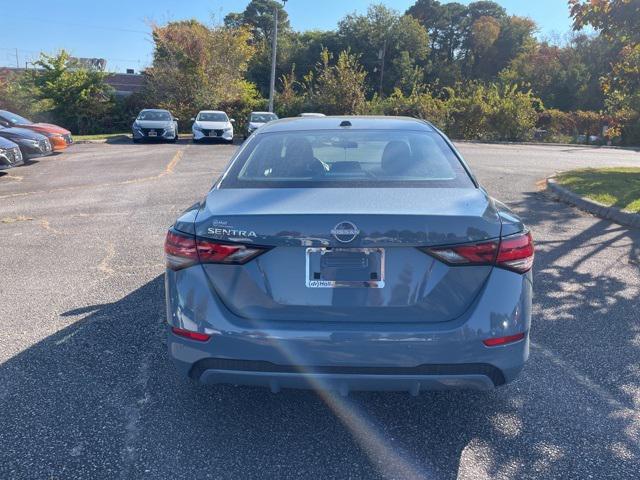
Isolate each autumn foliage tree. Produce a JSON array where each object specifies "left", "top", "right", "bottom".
[
  {"left": 144, "top": 20, "right": 260, "bottom": 122},
  {"left": 570, "top": 0, "right": 640, "bottom": 143}
]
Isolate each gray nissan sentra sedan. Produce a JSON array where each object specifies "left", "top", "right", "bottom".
[{"left": 165, "top": 116, "right": 534, "bottom": 394}]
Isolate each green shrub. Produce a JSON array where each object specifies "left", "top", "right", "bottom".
[
  {"left": 620, "top": 113, "right": 640, "bottom": 146},
  {"left": 372, "top": 89, "right": 448, "bottom": 129},
  {"left": 445, "top": 86, "right": 491, "bottom": 140},
  {"left": 443, "top": 82, "right": 539, "bottom": 141},
  {"left": 573, "top": 110, "right": 605, "bottom": 137},
  {"left": 537, "top": 109, "right": 576, "bottom": 137}
]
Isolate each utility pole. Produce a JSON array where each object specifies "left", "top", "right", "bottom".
[
  {"left": 15, "top": 48, "right": 20, "bottom": 69},
  {"left": 378, "top": 38, "right": 387, "bottom": 99},
  {"left": 268, "top": 0, "right": 287, "bottom": 113}
]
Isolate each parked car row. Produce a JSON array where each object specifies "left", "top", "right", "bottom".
[
  {"left": 131, "top": 109, "right": 280, "bottom": 144},
  {"left": 0, "top": 109, "right": 73, "bottom": 171}
]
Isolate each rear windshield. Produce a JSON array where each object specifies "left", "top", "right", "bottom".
[
  {"left": 220, "top": 130, "right": 474, "bottom": 189},
  {"left": 198, "top": 112, "right": 228, "bottom": 122},
  {"left": 137, "top": 111, "right": 171, "bottom": 121},
  {"left": 250, "top": 113, "right": 278, "bottom": 123}
]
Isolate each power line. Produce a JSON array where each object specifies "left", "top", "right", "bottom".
[
  {"left": 2, "top": 16, "right": 149, "bottom": 35},
  {"left": 0, "top": 48, "right": 148, "bottom": 64}
]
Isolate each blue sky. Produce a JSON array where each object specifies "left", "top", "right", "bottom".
[{"left": 0, "top": 0, "right": 576, "bottom": 72}]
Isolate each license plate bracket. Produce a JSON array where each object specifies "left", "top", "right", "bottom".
[
  {"left": 306, "top": 247, "right": 385, "bottom": 288},
  {"left": 148, "top": 131, "right": 157, "bottom": 137}
]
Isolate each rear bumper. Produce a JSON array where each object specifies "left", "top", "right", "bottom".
[
  {"left": 165, "top": 265, "right": 532, "bottom": 392},
  {"left": 184, "top": 357, "right": 512, "bottom": 392}
]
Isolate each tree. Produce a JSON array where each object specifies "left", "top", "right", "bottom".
[
  {"left": 27, "top": 50, "right": 115, "bottom": 134},
  {"left": 338, "top": 4, "right": 430, "bottom": 95},
  {"left": 145, "top": 20, "right": 259, "bottom": 121},
  {"left": 464, "top": 14, "right": 536, "bottom": 80},
  {"left": 466, "top": 1, "right": 506, "bottom": 22},
  {"left": 225, "top": 0, "right": 294, "bottom": 97},
  {"left": 470, "top": 16, "right": 501, "bottom": 54},
  {"left": 0, "top": 69, "right": 38, "bottom": 117},
  {"left": 499, "top": 34, "right": 611, "bottom": 111},
  {"left": 570, "top": 0, "right": 640, "bottom": 143},
  {"left": 570, "top": 0, "right": 639, "bottom": 44},
  {"left": 289, "top": 30, "right": 343, "bottom": 81},
  {"left": 406, "top": 0, "right": 530, "bottom": 85},
  {"left": 224, "top": 0, "right": 290, "bottom": 43}
]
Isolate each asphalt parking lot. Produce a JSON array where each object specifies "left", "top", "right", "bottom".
[{"left": 1, "top": 140, "right": 639, "bottom": 479}]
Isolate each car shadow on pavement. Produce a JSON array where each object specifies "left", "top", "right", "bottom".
[
  {"left": 0, "top": 275, "right": 514, "bottom": 479},
  {"left": 1, "top": 194, "right": 639, "bottom": 479}
]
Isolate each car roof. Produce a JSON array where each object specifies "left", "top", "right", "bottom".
[
  {"left": 258, "top": 116, "right": 434, "bottom": 134},
  {"left": 250, "top": 111, "right": 276, "bottom": 115},
  {"left": 198, "top": 110, "right": 227, "bottom": 114},
  {"left": 141, "top": 109, "right": 171, "bottom": 113}
]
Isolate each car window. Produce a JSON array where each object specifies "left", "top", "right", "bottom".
[
  {"left": 0, "top": 110, "right": 32, "bottom": 125},
  {"left": 137, "top": 111, "right": 172, "bottom": 121},
  {"left": 250, "top": 113, "right": 278, "bottom": 123},
  {"left": 220, "top": 130, "right": 474, "bottom": 189},
  {"left": 197, "top": 112, "right": 228, "bottom": 122}
]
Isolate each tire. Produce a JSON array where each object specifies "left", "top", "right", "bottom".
[{"left": 133, "top": 138, "right": 140, "bottom": 144}]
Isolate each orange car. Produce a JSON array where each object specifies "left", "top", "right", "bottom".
[{"left": 0, "top": 110, "right": 73, "bottom": 151}]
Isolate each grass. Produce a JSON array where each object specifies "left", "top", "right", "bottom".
[
  {"left": 555, "top": 167, "right": 640, "bottom": 213},
  {"left": 73, "top": 133, "right": 130, "bottom": 141}
]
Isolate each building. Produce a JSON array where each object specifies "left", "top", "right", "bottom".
[{"left": 105, "top": 72, "right": 145, "bottom": 97}]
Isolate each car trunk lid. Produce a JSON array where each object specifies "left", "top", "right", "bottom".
[{"left": 193, "top": 187, "right": 501, "bottom": 323}]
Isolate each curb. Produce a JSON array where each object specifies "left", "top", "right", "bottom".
[
  {"left": 74, "top": 135, "right": 131, "bottom": 145},
  {"left": 546, "top": 177, "right": 640, "bottom": 229},
  {"left": 74, "top": 139, "right": 109, "bottom": 144}
]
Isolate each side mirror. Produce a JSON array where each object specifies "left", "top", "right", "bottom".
[
  {"left": 190, "top": 117, "right": 195, "bottom": 122},
  {"left": 230, "top": 119, "right": 236, "bottom": 123},
  {"left": 174, "top": 118, "right": 179, "bottom": 122}
]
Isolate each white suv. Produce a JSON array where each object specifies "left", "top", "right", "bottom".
[{"left": 191, "top": 111, "right": 235, "bottom": 144}]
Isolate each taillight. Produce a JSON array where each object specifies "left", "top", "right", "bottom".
[
  {"left": 422, "top": 231, "right": 534, "bottom": 273},
  {"left": 426, "top": 240, "right": 499, "bottom": 265},
  {"left": 164, "top": 229, "right": 268, "bottom": 271},
  {"left": 495, "top": 231, "right": 534, "bottom": 273},
  {"left": 165, "top": 230, "right": 198, "bottom": 270}
]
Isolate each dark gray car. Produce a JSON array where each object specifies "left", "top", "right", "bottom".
[
  {"left": 132, "top": 109, "right": 179, "bottom": 143},
  {"left": 0, "top": 125, "right": 52, "bottom": 159},
  {"left": 0, "top": 136, "right": 24, "bottom": 169},
  {"left": 164, "top": 116, "right": 534, "bottom": 394}
]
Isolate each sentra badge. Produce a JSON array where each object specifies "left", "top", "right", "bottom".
[{"left": 208, "top": 224, "right": 257, "bottom": 238}]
